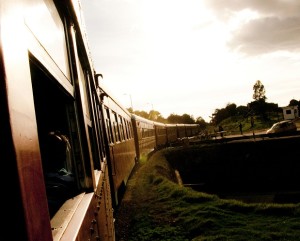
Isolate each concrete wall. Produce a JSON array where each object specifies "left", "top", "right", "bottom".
[{"left": 166, "top": 136, "right": 300, "bottom": 193}]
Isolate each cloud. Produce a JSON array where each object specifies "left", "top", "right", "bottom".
[
  {"left": 203, "top": 0, "right": 300, "bottom": 19},
  {"left": 204, "top": 0, "right": 300, "bottom": 56},
  {"left": 228, "top": 17, "right": 300, "bottom": 55}
]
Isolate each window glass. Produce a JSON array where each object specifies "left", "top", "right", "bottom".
[
  {"left": 25, "top": 0, "right": 70, "bottom": 80},
  {"left": 113, "top": 112, "right": 120, "bottom": 142}
]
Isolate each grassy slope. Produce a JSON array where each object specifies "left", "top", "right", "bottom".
[
  {"left": 210, "top": 114, "right": 282, "bottom": 136},
  {"left": 115, "top": 149, "right": 300, "bottom": 241}
]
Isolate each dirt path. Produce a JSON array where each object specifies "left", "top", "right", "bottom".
[{"left": 114, "top": 162, "right": 141, "bottom": 241}]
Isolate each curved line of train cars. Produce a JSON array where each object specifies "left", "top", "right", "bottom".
[{"left": 0, "top": 1, "right": 200, "bottom": 241}]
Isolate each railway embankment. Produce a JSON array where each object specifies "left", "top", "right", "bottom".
[{"left": 115, "top": 135, "right": 300, "bottom": 240}]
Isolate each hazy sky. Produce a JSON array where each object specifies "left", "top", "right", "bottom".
[{"left": 81, "top": 0, "right": 300, "bottom": 122}]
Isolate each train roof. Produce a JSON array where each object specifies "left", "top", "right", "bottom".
[{"left": 131, "top": 113, "right": 155, "bottom": 124}]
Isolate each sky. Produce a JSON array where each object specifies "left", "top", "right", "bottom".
[{"left": 81, "top": 0, "right": 300, "bottom": 122}]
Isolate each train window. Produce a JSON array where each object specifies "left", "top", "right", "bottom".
[
  {"left": 117, "top": 115, "right": 123, "bottom": 141},
  {"left": 77, "top": 61, "right": 91, "bottom": 119},
  {"left": 105, "top": 108, "right": 114, "bottom": 144},
  {"left": 128, "top": 121, "right": 131, "bottom": 138},
  {"left": 138, "top": 125, "right": 142, "bottom": 139},
  {"left": 119, "top": 115, "right": 126, "bottom": 141},
  {"left": 123, "top": 120, "right": 128, "bottom": 140},
  {"left": 106, "top": 119, "right": 113, "bottom": 144},
  {"left": 30, "top": 60, "right": 80, "bottom": 218},
  {"left": 88, "top": 91, "right": 103, "bottom": 166},
  {"left": 127, "top": 120, "right": 132, "bottom": 139},
  {"left": 88, "top": 125, "right": 100, "bottom": 170},
  {"left": 96, "top": 105, "right": 107, "bottom": 161},
  {"left": 130, "top": 121, "right": 134, "bottom": 138},
  {"left": 112, "top": 112, "right": 120, "bottom": 142},
  {"left": 125, "top": 120, "right": 130, "bottom": 139},
  {"left": 119, "top": 120, "right": 123, "bottom": 141},
  {"left": 78, "top": 59, "right": 105, "bottom": 171},
  {"left": 122, "top": 117, "right": 127, "bottom": 140}
]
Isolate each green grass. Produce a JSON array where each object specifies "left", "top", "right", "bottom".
[
  {"left": 209, "top": 113, "right": 283, "bottom": 136},
  {"left": 119, "top": 148, "right": 300, "bottom": 241}
]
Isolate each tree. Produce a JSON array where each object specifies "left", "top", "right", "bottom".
[
  {"left": 252, "top": 80, "right": 266, "bottom": 101},
  {"left": 226, "top": 103, "right": 237, "bottom": 116},
  {"left": 167, "top": 114, "right": 181, "bottom": 124},
  {"left": 236, "top": 105, "right": 248, "bottom": 117},
  {"left": 181, "top": 114, "right": 195, "bottom": 124},
  {"left": 195, "top": 116, "right": 207, "bottom": 129},
  {"left": 289, "top": 99, "right": 299, "bottom": 107},
  {"left": 167, "top": 113, "right": 195, "bottom": 124},
  {"left": 132, "top": 110, "right": 148, "bottom": 119},
  {"left": 211, "top": 108, "right": 226, "bottom": 125}
]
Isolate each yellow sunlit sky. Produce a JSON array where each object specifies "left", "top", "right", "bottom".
[{"left": 81, "top": 0, "right": 300, "bottom": 122}]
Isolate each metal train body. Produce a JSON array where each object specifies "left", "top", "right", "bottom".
[
  {"left": 0, "top": 1, "right": 200, "bottom": 241},
  {"left": 131, "top": 114, "right": 156, "bottom": 161},
  {"left": 132, "top": 115, "right": 201, "bottom": 160}
]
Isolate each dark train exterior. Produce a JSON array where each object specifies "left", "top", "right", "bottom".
[
  {"left": 101, "top": 93, "right": 137, "bottom": 207},
  {"left": 132, "top": 114, "right": 202, "bottom": 160},
  {"left": 0, "top": 1, "right": 200, "bottom": 241},
  {"left": 131, "top": 114, "right": 156, "bottom": 161}
]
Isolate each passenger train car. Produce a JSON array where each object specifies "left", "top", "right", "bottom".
[
  {"left": 131, "top": 114, "right": 156, "bottom": 161},
  {"left": 101, "top": 90, "right": 137, "bottom": 207},
  {"left": 1, "top": 1, "right": 200, "bottom": 241}
]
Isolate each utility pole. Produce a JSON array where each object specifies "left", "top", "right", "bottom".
[{"left": 124, "top": 93, "right": 133, "bottom": 111}]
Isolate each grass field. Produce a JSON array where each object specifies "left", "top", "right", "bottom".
[{"left": 115, "top": 148, "right": 300, "bottom": 241}]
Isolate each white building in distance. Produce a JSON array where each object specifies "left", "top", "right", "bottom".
[{"left": 281, "top": 105, "right": 299, "bottom": 120}]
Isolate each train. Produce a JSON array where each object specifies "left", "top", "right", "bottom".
[{"left": 1, "top": 1, "right": 200, "bottom": 241}]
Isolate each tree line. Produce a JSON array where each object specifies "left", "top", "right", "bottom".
[{"left": 130, "top": 80, "right": 299, "bottom": 130}]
